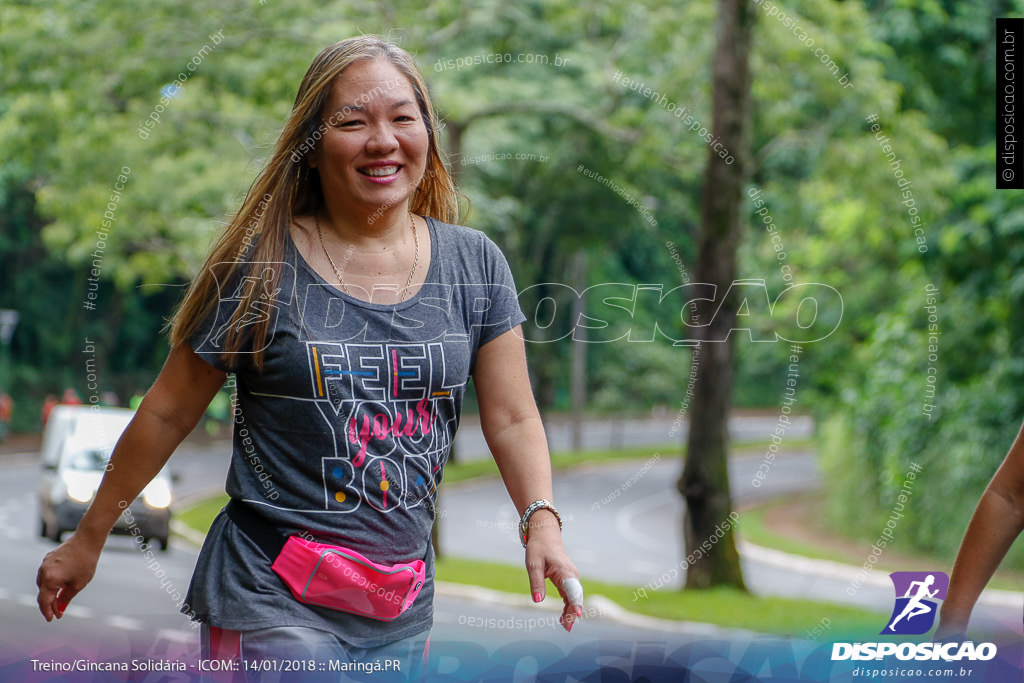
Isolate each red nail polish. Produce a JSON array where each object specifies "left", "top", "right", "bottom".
[
  {"left": 533, "top": 592, "right": 542, "bottom": 603},
  {"left": 567, "top": 620, "right": 574, "bottom": 633}
]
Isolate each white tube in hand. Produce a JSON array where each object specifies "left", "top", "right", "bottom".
[{"left": 561, "top": 577, "right": 584, "bottom": 606}]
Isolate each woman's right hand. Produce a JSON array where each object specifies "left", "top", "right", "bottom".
[
  {"left": 36, "top": 530, "right": 104, "bottom": 621},
  {"left": 34, "top": 345, "right": 226, "bottom": 623}
]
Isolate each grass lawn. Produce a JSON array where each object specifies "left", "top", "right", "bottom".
[
  {"left": 177, "top": 493, "right": 229, "bottom": 533},
  {"left": 737, "top": 494, "right": 855, "bottom": 562}
]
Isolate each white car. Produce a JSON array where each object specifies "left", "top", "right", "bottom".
[{"left": 38, "top": 405, "right": 173, "bottom": 550}]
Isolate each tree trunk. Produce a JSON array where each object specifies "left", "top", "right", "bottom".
[{"left": 677, "top": 0, "right": 754, "bottom": 591}]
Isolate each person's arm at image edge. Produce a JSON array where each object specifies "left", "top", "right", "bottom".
[
  {"left": 471, "top": 325, "right": 583, "bottom": 631},
  {"left": 936, "top": 418, "right": 1024, "bottom": 638},
  {"left": 36, "top": 344, "right": 226, "bottom": 621}
]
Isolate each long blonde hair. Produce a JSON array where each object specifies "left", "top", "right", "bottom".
[{"left": 169, "top": 36, "right": 458, "bottom": 370}]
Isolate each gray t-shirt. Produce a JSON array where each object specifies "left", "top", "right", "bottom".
[{"left": 183, "top": 216, "right": 527, "bottom": 647}]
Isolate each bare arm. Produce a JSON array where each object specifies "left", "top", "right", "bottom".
[
  {"left": 936, "top": 418, "right": 1024, "bottom": 637},
  {"left": 472, "top": 326, "right": 582, "bottom": 631},
  {"left": 36, "top": 344, "right": 226, "bottom": 621}
]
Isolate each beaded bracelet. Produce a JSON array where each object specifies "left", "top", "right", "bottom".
[{"left": 519, "top": 499, "right": 563, "bottom": 547}]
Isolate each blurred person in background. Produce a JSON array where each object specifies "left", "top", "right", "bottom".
[
  {"left": 40, "top": 394, "right": 58, "bottom": 427},
  {"left": 0, "top": 393, "right": 11, "bottom": 441}
]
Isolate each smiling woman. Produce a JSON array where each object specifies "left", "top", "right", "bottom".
[{"left": 35, "top": 35, "right": 582, "bottom": 681}]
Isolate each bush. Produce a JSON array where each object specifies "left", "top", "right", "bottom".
[{"left": 820, "top": 296, "right": 1024, "bottom": 567}]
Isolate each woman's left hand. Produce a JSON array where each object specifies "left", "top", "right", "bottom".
[
  {"left": 471, "top": 328, "right": 584, "bottom": 631},
  {"left": 525, "top": 521, "right": 583, "bottom": 632}
]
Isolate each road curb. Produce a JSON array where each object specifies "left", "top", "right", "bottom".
[
  {"left": 170, "top": 519, "right": 208, "bottom": 547},
  {"left": 739, "top": 540, "right": 1024, "bottom": 611}
]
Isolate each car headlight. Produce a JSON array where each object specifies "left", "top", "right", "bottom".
[
  {"left": 142, "top": 480, "right": 172, "bottom": 509},
  {"left": 66, "top": 480, "right": 96, "bottom": 504}
]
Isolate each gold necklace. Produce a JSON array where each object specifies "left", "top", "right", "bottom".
[{"left": 315, "top": 211, "right": 420, "bottom": 302}]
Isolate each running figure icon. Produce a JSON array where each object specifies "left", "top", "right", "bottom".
[{"left": 886, "top": 574, "right": 938, "bottom": 632}]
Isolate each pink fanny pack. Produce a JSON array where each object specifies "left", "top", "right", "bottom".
[
  {"left": 227, "top": 500, "right": 425, "bottom": 621},
  {"left": 271, "top": 536, "right": 425, "bottom": 620}
]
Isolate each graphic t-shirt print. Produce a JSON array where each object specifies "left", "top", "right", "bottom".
[{"left": 306, "top": 340, "right": 462, "bottom": 514}]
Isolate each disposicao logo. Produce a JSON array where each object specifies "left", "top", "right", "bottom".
[
  {"left": 831, "top": 570, "right": 997, "bottom": 663},
  {"left": 881, "top": 571, "right": 948, "bottom": 635}
]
